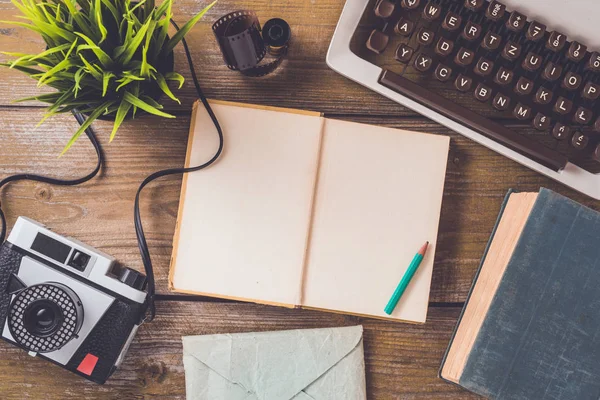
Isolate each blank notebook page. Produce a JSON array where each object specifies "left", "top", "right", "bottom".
[
  {"left": 301, "top": 119, "right": 449, "bottom": 323},
  {"left": 170, "top": 102, "right": 323, "bottom": 306}
]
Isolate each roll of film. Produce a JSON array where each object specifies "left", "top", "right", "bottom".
[{"left": 212, "top": 11, "right": 291, "bottom": 77}]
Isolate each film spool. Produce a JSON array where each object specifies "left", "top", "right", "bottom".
[{"left": 212, "top": 11, "right": 291, "bottom": 77}]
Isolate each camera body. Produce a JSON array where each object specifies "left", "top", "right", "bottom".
[{"left": 0, "top": 217, "right": 148, "bottom": 384}]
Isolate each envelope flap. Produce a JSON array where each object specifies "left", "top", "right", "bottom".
[{"left": 182, "top": 325, "right": 363, "bottom": 400}]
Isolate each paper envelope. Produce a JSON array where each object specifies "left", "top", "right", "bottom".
[{"left": 182, "top": 325, "right": 367, "bottom": 400}]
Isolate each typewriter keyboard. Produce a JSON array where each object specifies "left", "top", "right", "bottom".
[{"left": 352, "top": 0, "right": 600, "bottom": 172}]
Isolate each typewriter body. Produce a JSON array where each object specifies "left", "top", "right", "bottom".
[{"left": 327, "top": 0, "right": 600, "bottom": 200}]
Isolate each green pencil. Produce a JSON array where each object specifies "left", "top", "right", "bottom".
[{"left": 384, "top": 241, "right": 429, "bottom": 315}]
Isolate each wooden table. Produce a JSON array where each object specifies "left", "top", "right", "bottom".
[{"left": 0, "top": 1, "right": 597, "bottom": 398}]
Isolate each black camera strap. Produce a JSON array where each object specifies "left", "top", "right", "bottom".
[{"left": 0, "top": 20, "right": 225, "bottom": 324}]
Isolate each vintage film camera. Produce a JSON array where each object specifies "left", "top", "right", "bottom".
[{"left": 0, "top": 217, "right": 148, "bottom": 383}]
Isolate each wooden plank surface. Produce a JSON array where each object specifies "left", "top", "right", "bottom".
[
  {"left": 0, "top": 0, "right": 597, "bottom": 398},
  {"left": 0, "top": 301, "right": 479, "bottom": 399}
]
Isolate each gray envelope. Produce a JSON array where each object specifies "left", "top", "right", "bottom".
[{"left": 182, "top": 325, "right": 367, "bottom": 400}]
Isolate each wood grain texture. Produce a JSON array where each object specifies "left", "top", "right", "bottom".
[
  {"left": 0, "top": 0, "right": 597, "bottom": 397},
  {"left": 0, "top": 301, "right": 480, "bottom": 399}
]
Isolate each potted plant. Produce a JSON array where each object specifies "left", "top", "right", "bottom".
[{"left": 1, "top": 0, "right": 216, "bottom": 153}]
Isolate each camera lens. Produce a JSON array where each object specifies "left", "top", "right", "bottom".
[
  {"left": 8, "top": 283, "right": 84, "bottom": 353},
  {"left": 23, "top": 300, "right": 63, "bottom": 337}
]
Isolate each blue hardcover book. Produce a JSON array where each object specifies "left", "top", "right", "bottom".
[{"left": 440, "top": 188, "right": 600, "bottom": 399}]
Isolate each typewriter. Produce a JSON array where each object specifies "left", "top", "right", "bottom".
[{"left": 327, "top": 0, "right": 600, "bottom": 200}]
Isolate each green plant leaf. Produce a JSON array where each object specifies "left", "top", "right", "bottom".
[
  {"left": 117, "top": 16, "right": 151, "bottom": 65},
  {"left": 64, "top": 35, "right": 79, "bottom": 58},
  {"left": 91, "top": 0, "right": 107, "bottom": 43},
  {"left": 37, "top": 88, "right": 76, "bottom": 126},
  {"left": 38, "top": 2, "right": 73, "bottom": 31},
  {"left": 121, "top": 71, "right": 145, "bottom": 80},
  {"left": 12, "top": 92, "right": 62, "bottom": 104},
  {"left": 139, "top": 19, "right": 156, "bottom": 76},
  {"left": 102, "top": 71, "right": 115, "bottom": 96},
  {"left": 10, "top": 0, "right": 38, "bottom": 21},
  {"left": 0, "top": 51, "right": 30, "bottom": 57},
  {"left": 152, "top": 0, "right": 171, "bottom": 57},
  {"left": 130, "top": 80, "right": 139, "bottom": 117},
  {"left": 154, "top": 0, "right": 172, "bottom": 18},
  {"left": 165, "top": 72, "right": 185, "bottom": 89},
  {"left": 44, "top": 88, "right": 75, "bottom": 112},
  {"left": 143, "top": 0, "right": 155, "bottom": 21},
  {"left": 109, "top": 97, "right": 133, "bottom": 141},
  {"left": 73, "top": 66, "right": 85, "bottom": 97},
  {"left": 139, "top": 95, "right": 163, "bottom": 109},
  {"left": 114, "top": 76, "right": 137, "bottom": 91},
  {"left": 61, "top": 0, "right": 97, "bottom": 40},
  {"left": 0, "top": 62, "right": 43, "bottom": 75},
  {"left": 29, "top": 43, "right": 71, "bottom": 61},
  {"left": 28, "top": 15, "right": 77, "bottom": 42},
  {"left": 78, "top": 53, "right": 102, "bottom": 80},
  {"left": 5, "top": 57, "right": 41, "bottom": 69},
  {"left": 22, "top": 0, "right": 48, "bottom": 23},
  {"left": 126, "top": 0, "right": 146, "bottom": 17},
  {"left": 36, "top": 57, "right": 73, "bottom": 86},
  {"left": 1, "top": 20, "right": 46, "bottom": 36},
  {"left": 140, "top": 45, "right": 150, "bottom": 77},
  {"left": 75, "top": 39, "right": 114, "bottom": 68},
  {"left": 7, "top": 54, "right": 33, "bottom": 68},
  {"left": 38, "top": 2, "right": 58, "bottom": 25},
  {"left": 60, "top": 100, "right": 115, "bottom": 155},
  {"left": 74, "top": 0, "right": 91, "bottom": 13},
  {"left": 163, "top": 0, "right": 216, "bottom": 55},
  {"left": 123, "top": 91, "right": 175, "bottom": 118},
  {"left": 153, "top": 71, "right": 180, "bottom": 104},
  {"left": 42, "top": 78, "right": 76, "bottom": 90},
  {"left": 99, "top": 0, "right": 119, "bottom": 24},
  {"left": 114, "top": 78, "right": 130, "bottom": 91}
]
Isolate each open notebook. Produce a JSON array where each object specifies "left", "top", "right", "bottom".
[{"left": 169, "top": 100, "right": 449, "bottom": 323}]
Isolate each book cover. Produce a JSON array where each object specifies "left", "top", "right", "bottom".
[{"left": 441, "top": 188, "right": 600, "bottom": 399}]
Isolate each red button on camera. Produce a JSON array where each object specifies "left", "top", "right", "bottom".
[{"left": 77, "top": 353, "right": 99, "bottom": 376}]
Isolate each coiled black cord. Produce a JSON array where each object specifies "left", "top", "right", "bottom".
[{"left": 0, "top": 20, "right": 225, "bottom": 324}]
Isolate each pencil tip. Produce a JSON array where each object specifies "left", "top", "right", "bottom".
[{"left": 418, "top": 241, "right": 429, "bottom": 256}]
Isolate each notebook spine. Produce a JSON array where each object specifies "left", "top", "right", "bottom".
[
  {"left": 438, "top": 188, "right": 517, "bottom": 383},
  {"left": 295, "top": 116, "right": 326, "bottom": 306}
]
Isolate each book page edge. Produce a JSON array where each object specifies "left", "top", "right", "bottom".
[
  {"left": 169, "top": 287, "right": 297, "bottom": 309},
  {"left": 208, "top": 99, "right": 322, "bottom": 117},
  {"left": 301, "top": 305, "right": 425, "bottom": 324},
  {"left": 168, "top": 100, "right": 200, "bottom": 291},
  {"left": 440, "top": 191, "right": 539, "bottom": 384},
  {"left": 296, "top": 116, "right": 326, "bottom": 306}
]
